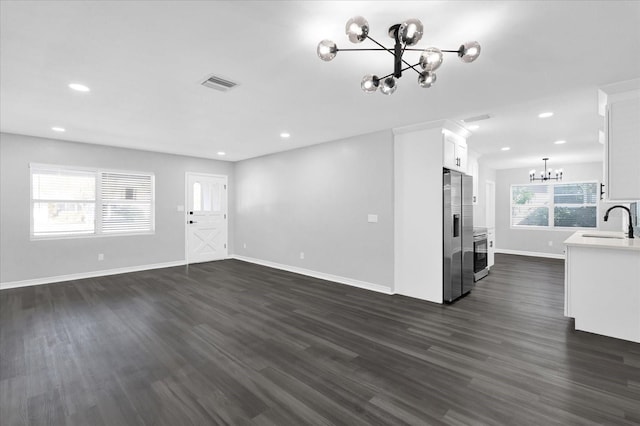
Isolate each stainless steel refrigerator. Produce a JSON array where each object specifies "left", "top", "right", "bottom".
[{"left": 443, "top": 169, "right": 474, "bottom": 302}]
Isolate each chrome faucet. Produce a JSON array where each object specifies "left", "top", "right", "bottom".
[{"left": 604, "top": 205, "right": 634, "bottom": 239}]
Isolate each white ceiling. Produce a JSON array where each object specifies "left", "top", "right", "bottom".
[{"left": 1, "top": 1, "right": 639, "bottom": 169}]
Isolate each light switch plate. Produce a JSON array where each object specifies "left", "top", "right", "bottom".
[
  {"left": 177, "top": 205, "right": 185, "bottom": 212},
  {"left": 368, "top": 214, "right": 378, "bottom": 223}
]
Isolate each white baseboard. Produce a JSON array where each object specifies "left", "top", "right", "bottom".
[
  {"left": 495, "top": 248, "right": 565, "bottom": 260},
  {"left": 230, "top": 255, "right": 394, "bottom": 295},
  {"left": 0, "top": 260, "right": 187, "bottom": 290}
]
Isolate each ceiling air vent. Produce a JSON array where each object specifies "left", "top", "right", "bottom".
[{"left": 201, "top": 74, "right": 238, "bottom": 92}]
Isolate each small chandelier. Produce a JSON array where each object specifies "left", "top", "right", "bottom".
[
  {"left": 530, "top": 158, "right": 563, "bottom": 182},
  {"left": 317, "top": 16, "right": 481, "bottom": 95}
]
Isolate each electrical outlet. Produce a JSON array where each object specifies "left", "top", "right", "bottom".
[
  {"left": 300, "top": 252, "right": 304, "bottom": 260},
  {"left": 548, "top": 241, "right": 553, "bottom": 247},
  {"left": 243, "top": 243, "right": 247, "bottom": 249},
  {"left": 98, "top": 253, "right": 104, "bottom": 261},
  {"left": 367, "top": 214, "right": 378, "bottom": 223}
]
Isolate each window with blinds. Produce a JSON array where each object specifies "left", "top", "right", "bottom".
[
  {"left": 553, "top": 182, "right": 598, "bottom": 228},
  {"left": 101, "top": 173, "right": 153, "bottom": 233},
  {"left": 31, "top": 164, "right": 154, "bottom": 238},
  {"left": 511, "top": 184, "right": 550, "bottom": 227},
  {"left": 511, "top": 182, "right": 598, "bottom": 229},
  {"left": 32, "top": 167, "right": 97, "bottom": 236}
]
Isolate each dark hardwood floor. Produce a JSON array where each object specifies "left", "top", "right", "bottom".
[{"left": 1, "top": 254, "right": 639, "bottom": 425}]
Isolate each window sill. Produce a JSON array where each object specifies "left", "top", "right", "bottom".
[
  {"left": 30, "top": 231, "right": 155, "bottom": 242},
  {"left": 510, "top": 226, "right": 599, "bottom": 232}
]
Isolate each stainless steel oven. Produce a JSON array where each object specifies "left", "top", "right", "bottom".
[{"left": 473, "top": 228, "right": 489, "bottom": 282}]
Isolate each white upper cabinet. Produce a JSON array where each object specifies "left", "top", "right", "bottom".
[
  {"left": 443, "top": 130, "right": 467, "bottom": 173},
  {"left": 599, "top": 80, "right": 640, "bottom": 202}
]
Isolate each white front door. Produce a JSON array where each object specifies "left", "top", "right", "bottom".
[{"left": 186, "top": 173, "right": 228, "bottom": 264}]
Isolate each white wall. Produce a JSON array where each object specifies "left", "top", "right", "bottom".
[
  {"left": 233, "top": 130, "right": 394, "bottom": 292},
  {"left": 471, "top": 153, "right": 497, "bottom": 228},
  {"left": 394, "top": 126, "right": 445, "bottom": 302},
  {"left": 0, "top": 133, "right": 234, "bottom": 285},
  {"left": 495, "top": 161, "right": 625, "bottom": 256}
]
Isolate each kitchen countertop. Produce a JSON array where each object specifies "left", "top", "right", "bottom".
[{"left": 564, "top": 231, "right": 640, "bottom": 251}]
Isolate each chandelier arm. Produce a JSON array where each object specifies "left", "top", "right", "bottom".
[
  {"left": 379, "top": 63, "right": 422, "bottom": 80},
  {"left": 405, "top": 62, "right": 422, "bottom": 76},
  {"left": 336, "top": 48, "right": 390, "bottom": 52},
  {"left": 365, "top": 35, "right": 396, "bottom": 55},
  {"left": 397, "top": 43, "right": 422, "bottom": 75},
  {"left": 364, "top": 36, "right": 423, "bottom": 76},
  {"left": 402, "top": 48, "right": 460, "bottom": 53},
  {"left": 398, "top": 44, "right": 424, "bottom": 76}
]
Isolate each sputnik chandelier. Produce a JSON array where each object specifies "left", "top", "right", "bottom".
[
  {"left": 529, "top": 158, "right": 564, "bottom": 182},
  {"left": 317, "top": 16, "right": 481, "bottom": 95}
]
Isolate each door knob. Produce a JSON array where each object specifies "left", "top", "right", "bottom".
[{"left": 189, "top": 220, "right": 197, "bottom": 224}]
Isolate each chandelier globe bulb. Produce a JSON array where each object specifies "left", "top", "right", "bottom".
[
  {"left": 418, "top": 71, "right": 437, "bottom": 88},
  {"left": 399, "top": 19, "right": 423, "bottom": 46},
  {"left": 317, "top": 40, "right": 338, "bottom": 61},
  {"left": 419, "top": 47, "right": 444, "bottom": 71},
  {"left": 380, "top": 76, "right": 398, "bottom": 95},
  {"left": 361, "top": 74, "right": 380, "bottom": 93},
  {"left": 458, "top": 41, "right": 481, "bottom": 63},
  {"left": 345, "top": 16, "right": 369, "bottom": 43}
]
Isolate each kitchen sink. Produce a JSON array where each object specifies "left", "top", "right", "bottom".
[{"left": 581, "top": 233, "right": 625, "bottom": 239}]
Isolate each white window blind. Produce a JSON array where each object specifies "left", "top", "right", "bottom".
[
  {"left": 32, "top": 166, "right": 96, "bottom": 236},
  {"left": 511, "top": 184, "right": 550, "bottom": 227},
  {"left": 30, "top": 164, "right": 154, "bottom": 238},
  {"left": 101, "top": 172, "right": 153, "bottom": 233},
  {"left": 553, "top": 182, "right": 598, "bottom": 228}
]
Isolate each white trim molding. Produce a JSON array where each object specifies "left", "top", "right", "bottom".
[
  {"left": 495, "top": 248, "right": 565, "bottom": 260},
  {"left": 231, "top": 255, "right": 394, "bottom": 295},
  {"left": 393, "top": 119, "right": 471, "bottom": 139},
  {"left": 0, "top": 260, "right": 187, "bottom": 290}
]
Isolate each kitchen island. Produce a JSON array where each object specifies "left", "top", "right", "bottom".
[{"left": 564, "top": 231, "right": 640, "bottom": 343}]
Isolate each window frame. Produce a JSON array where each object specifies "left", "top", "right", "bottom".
[
  {"left": 509, "top": 180, "right": 599, "bottom": 231},
  {"left": 30, "top": 163, "right": 155, "bottom": 240}
]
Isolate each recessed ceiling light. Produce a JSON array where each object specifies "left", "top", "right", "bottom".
[
  {"left": 68, "top": 83, "right": 90, "bottom": 92},
  {"left": 217, "top": 151, "right": 226, "bottom": 156},
  {"left": 501, "top": 147, "right": 510, "bottom": 151},
  {"left": 51, "top": 126, "right": 66, "bottom": 132},
  {"left": 280, "top": 132, "right": 291, "bottom": 139},
  {"left": 538, "top": 112, "right": 553, "bottom": 118},
  {"left": 467, "top": 124, "right": 480, "bottom": 130},
  {"left": 554, "top": 140, "right": 566, "bottom": 144}
]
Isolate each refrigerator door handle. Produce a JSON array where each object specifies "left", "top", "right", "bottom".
[{"left": 453, "top": 214, "right": 460, "bottom": 237}]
